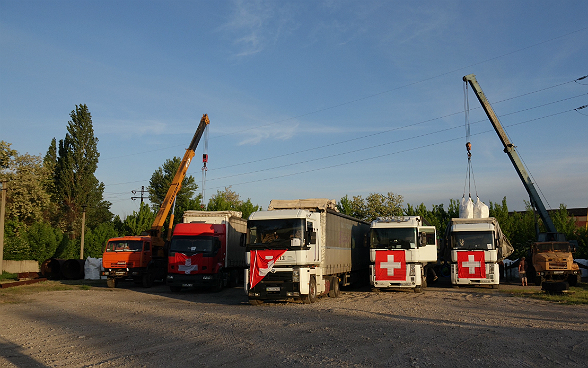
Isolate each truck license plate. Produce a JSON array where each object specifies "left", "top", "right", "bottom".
[
  {"left": 182, "top": 283, "right": 193, "bottom": 287},
  {"left": 553, "top": 271, "right": 564, "bottom": 274},
  {"left": 266, "top": 286, "right": 280, "bottom": 292}
]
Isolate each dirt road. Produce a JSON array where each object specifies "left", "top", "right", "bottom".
[{"left": 1, "top": 281, "right": 587, "bottom": 367}]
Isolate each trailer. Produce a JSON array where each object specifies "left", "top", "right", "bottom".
[{"left": 245, "top": 199, "right": 369, "bottom": 304}]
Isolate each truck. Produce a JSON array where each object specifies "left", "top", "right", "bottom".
[
  {"left": 102, "top": 114, "right": 210, "bottom": 288},
  {"left": 463, "top": 74, "right": 581, "bottom": 288},
  {"left": 245, "top": 199, "right": 370, "bottom": 305},
  {"left": 444, "top": 217, "right": 513, "bottom": 288},
  {"left": 166, "top": 210, "right": 247, "bottom": 292},
  {"left": 369, "top": 216, "right": 437, "bottom": 292}
]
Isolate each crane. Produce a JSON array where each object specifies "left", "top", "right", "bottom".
[{"left": 463, "top": 74, "right": 580, "bottom": 288}]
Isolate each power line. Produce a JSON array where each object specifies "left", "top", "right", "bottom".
[{"left": 205, "top": 108, "right": 578, "bottom": 192}]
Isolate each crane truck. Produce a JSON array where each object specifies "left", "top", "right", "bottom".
[
  {"left": 245, "top": 199, "right": 370, "bottom": 305},
  {"left": 463, "top": 74, "right": 581, "bottom": 288},
  {"left": 102, "top": 114, "right": 210, "bottom": 288},
  {"left": 369, "top": 216, "right": 437, "bottom": 292},
  {"left": 166, "top": 210, "right": 247, "bottom": 292}
]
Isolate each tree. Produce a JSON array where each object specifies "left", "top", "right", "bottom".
[
  {"left": 121, "top": 202, "right": 156, "bottom": 235},
  {"left": 337, "top": 192, "right": 404, "bottom": 222},
  {"left": 207, "top": 187, "right": 260, "bottom": 219},
  {"left": 51, "top": 104, "right": 112, "bottom": 236},
  {"left": 0, "top": 141, "right": 53, "bottom": 226},
  {"left": 27, "top": 222, "right": 62, "bottom": 264},
  {"left": 148, "top": 156, "right": 202, "bottom": 225}
]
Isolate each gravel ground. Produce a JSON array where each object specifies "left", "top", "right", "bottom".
[{"left": 1, "top": 279, "right": 587, "bottom": 368}]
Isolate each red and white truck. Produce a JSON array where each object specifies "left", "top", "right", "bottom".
[
  {"left": 166, "top": 211, "right": 247, "bottom": 292},
  {"left": 369, "top": 216, "right": 437, "bottom": 292},
  {"left": 444, "top": 217, "right": 513, "bottom": 288}
]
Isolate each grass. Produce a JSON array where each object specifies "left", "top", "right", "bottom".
[
  {"left": 0, "top": 272, "right": 18, "bottom": 281},
  {"left": 0, "top": 279, "right": 104, "bottom": 304},
  {"left": 501, "top": 282, "right": 588, "bottom": 305}
]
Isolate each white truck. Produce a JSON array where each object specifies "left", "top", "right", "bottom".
[
  {"left": 245, "top": 199, "right": 370, "bottom": 305},
  {"left": 443, "top": 217, "right": 513, "bottom": 288},
  {"left": 166, "top": 211, "right": 247, "bottom": 292},
  {"left": 369, "top": 216, "right": 437, "bottom": 292}
]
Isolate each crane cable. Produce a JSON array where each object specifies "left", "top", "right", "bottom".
[
  {"left": 201, "top": 123, "right": 209, "bottom": 208},
  {"left": 463, "top": 81, "right": 478, "bottom": 200}
]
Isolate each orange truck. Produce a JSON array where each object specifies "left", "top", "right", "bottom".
[
  {"left": 102, "top": 114, "right": 210, "bottom": 288},
  {"left": 101, "top": 236, "right": 158, "bottom": 288}
]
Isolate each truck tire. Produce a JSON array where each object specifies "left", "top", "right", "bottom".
[
  {"left": 534, "top": 276, "right": 542, "bottom": 287},
  {"left": 302, "top": 276, "right": 317, "bottom": 304},
  {"left": 107, "top": 278, "right": 117, "bottom": 288},
  {"left": 328, "top": 277, "right": 340, "bottom": 298},
  {"left": 414, "top": 286, "right": 422, "bottom": 293},
  {"left": 568, "top": 274, "right": 579, "bottom": 287},
  {"left": 142, "top": 272, "right": 154, "bottom": 288}
]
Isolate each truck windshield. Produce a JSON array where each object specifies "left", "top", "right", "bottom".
[
  {"left": 106, "top": 240, "right": 144, "bottom": 252},
  {"left": 247, "top": 218, "right": 305, "bottom": 249},
  {"left": 370, "top": 228, "right": 417, "bottom": 249},
  {"left": 170, "top": 236, "right": 217, "bottom": 255},
  {"left": 535, "top": 242, "right": 571, "bottom": 252},
  {"left": 451, "top": 231, "right": 494, "bottom": 250}
]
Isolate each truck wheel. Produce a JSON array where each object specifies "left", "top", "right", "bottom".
[
  {"left": 212, "top": 275, "right": 223, "bottom": 292},
  {"left": 107, "top": 278, "right": 117, "bottom": 288},
  {"left": 302, "top": 276, "right": 317, "bottom": 304},
  {"left": 414, "top": 286, "right": 422, "bottom": 293},
  {"left": 142, "top": 272, "right": 154, "bottom": 288},
  {"left": 328, "top": 277, "right": 340, "bottom": 298},
  {"left": 169, "top": 286, "right": 181, "bottom": 292},
  {"left": 568, "top": 274, "right": 579, "bottom": 287},
  {"left": 534, "top": 276, "right": 542, "bottom": 287},
  {"left": 249, "top": 299, "right": 263, "bottom": 306}
]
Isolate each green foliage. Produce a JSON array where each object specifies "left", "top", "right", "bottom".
[
  {"left": 51, "top": 104, "right": 112, "bottom": 236},
  {"left": 0, "top": 141, "right": 53, "bottom": 226},
  {"left": 337, "top": 192, "right": 403, "bottom": 222},
  {"left": 148, "top": 156, "right": 202, "bottom": 225},
  {"left": 83, "top": 222, "right": 118, "bottom": 258},
  {"left": 3, "top": 220, "right": 30, "bottom": 261},
  {"left": 206, "top": 187, "right": 260, "bottom": 219},
  {"left": 121, "top": 202, "right": 156, "bottom": 235},
  {"left": 27, "top": 222, "right": 62, "bottom": 264},
  {"left": 54, "top": 235, "right": 78, "bottom": 260}
]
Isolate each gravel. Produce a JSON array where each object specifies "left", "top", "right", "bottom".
[{"left": 1, "top": 280, "right": 587, "bottom": 367}]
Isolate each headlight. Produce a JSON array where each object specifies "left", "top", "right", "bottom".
[
  {"left": 292, "top": 269, "right": 300, "bottom": 282},
  {"left": 203, "top": 275, "right": 213, "bottom": 280},
  {"left": 409, "top": 264, "right": 415, "bottom": 276},
  {"left": 167, "top": 275, "right": 173, "bottom": 280}
]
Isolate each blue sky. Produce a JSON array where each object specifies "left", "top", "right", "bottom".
[{"left": 1, "top": 0, "right": 587, "bottom": 218}]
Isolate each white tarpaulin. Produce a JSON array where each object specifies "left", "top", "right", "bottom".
[{"left": 84, "top": 257, "right": 103, "bottom": 280}]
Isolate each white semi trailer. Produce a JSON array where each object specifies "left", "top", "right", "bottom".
[
  {"left": 245, "top": 199, "right": 370, "bottom": 305},
  {"left": 369, "top": 216, "right": 437, "bottom": 292}
]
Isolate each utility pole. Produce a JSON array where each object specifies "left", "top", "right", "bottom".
[
  {"left": 131, "top": 186, "right": 147, "bottom": 204},
  {"left": 80, "top": 205, "right": 86, "bottom": 260},
  {"left": 0, "top": 181, "right": 7, "bottom": 274}
]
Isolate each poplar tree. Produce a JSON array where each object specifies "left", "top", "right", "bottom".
[{"left": 52, "top": 104, "right": 111, "bottom": 237}]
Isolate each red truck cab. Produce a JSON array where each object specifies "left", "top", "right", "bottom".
[{"left": 167, "top": 223, "right": 228, "bottom": 291}]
